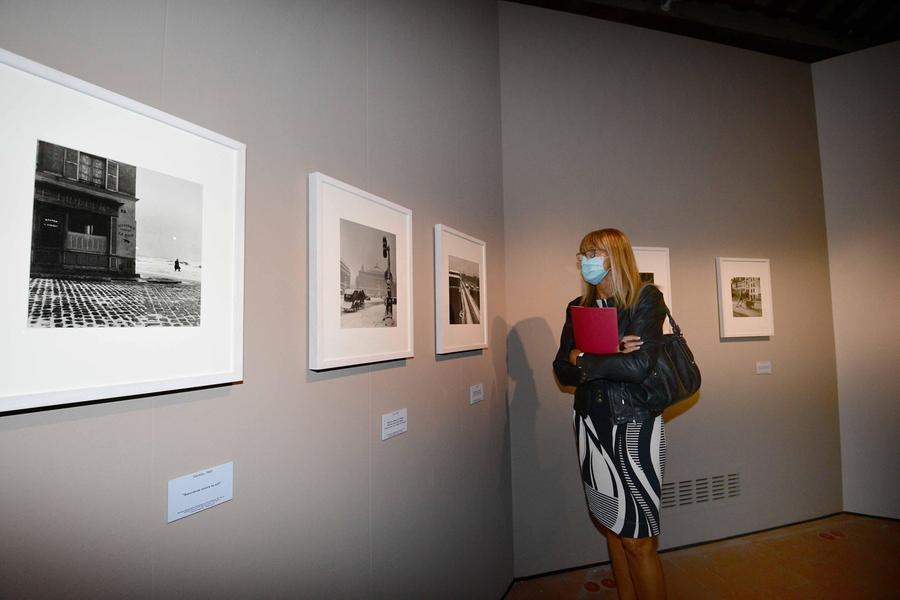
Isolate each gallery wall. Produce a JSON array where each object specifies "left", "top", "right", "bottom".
[
  {"left": 499, "top": 2, "right": 842, "bottom": 576},
  {"left": 0, "top": 1, "right": 511, "bottom": 598},
  {"left": 812, "top": 41, "right": 900, "bottom": 520}
]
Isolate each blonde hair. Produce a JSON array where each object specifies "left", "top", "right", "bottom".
[{"left": 578, "top": 228, "right": 643, "bottom": 309}]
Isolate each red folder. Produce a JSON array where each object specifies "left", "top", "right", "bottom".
[{"left": 570, "top": 306, "right": 619, "bottom": 355}]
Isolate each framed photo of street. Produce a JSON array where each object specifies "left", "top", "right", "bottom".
[
  {"left": 715, "top": 257, "right": 774, "bottom": 338},
  {"left": 308, "top": 173, "right": 413, "bottom": 370},
  {"left": 633, "top": 246, "right": 672, "bottom": 334},
  {"left": 0, "top": 48, "right": 246, "bottom": 413},
  {"left": 434, "top": 225, "right": 487, "bottom": 354}
]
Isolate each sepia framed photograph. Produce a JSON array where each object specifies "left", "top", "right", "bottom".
[
  {"left": 633, "top": 246, "right": 673, "bottom": 334},
  {"left": 434, "top": 225, "right": 487, "bottom": 354},
  {"left": 308, "top": 172, "right": 413, "bottom": 369},
  {"left": 0, "top": 48, "right": 245, "bottom": 412},
  {"left": 715, "top": 257, "right": 774, "bottom": 338}
]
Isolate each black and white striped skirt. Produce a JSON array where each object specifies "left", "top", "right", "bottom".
[{"left": 574, "top": 411, "right": 667, "bottom": 538}]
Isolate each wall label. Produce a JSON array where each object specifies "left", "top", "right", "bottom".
[
  {"left": 381, "top": 408, "right": 408, "bottom": 441},
  {"left": 167, "top": 462, "right": 233, "bottom": 523},
  {"left": 469, "top": 383, "right": 484, "bottom": 405}
]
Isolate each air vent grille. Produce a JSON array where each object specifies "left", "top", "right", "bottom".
[
  {"left": 661, "top": 472, "right": 742, "bottom": 510},
  {"left": 694, "top": 478, "right": 710, "bottom": 503},
  {"left": 677, "top": 480, "right": 693, "bottom": 506},
  {"left": 712, "top": 475, "right": 727, "bottom": 500}
]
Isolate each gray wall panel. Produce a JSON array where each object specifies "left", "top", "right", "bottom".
[
  {"left": 0, "top": 1, "right": 510, "bottom": 598},
  {"left": 500, "top": 1, "right": 842, "bottom": 577}
]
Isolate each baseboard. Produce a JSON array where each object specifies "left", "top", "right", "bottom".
[
  {"left": 842, "top": 509, "right": 900, "bottom": 523},
  {"left": 506, "top": 510, "right": 855, "bottom": 590}
]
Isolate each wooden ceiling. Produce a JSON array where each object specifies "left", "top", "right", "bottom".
[{"left": 506, "top": 0, "right": 900, "bottom": 62}]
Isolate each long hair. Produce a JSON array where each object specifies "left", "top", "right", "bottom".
[{"left": 578, "top": 228, "right": 643, "bottom": 309}]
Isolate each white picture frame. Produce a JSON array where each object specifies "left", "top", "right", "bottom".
[
  {"left": 633, "top": 246, "right": 673, "bottom": 334},
  {"left": 715, "top": 257, "right": 775, "bottom": 338},
  {"left": 308, "top": 173, "right": 413, "bottom": 369},
  {"left": 434, "top": 225, "right": 488, "bottom": 354},
  {"left": 0, "top": 48, "right": 245, "bottom": 413}
]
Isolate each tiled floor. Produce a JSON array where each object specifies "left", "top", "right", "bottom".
[{"left": 506, "top": 513, "right": 900, "bottom": 599}]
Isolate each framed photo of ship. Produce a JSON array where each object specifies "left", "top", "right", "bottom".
[
  {"left": 0, "top": 48, "right": 245, "bottom": 412},
  {"left": 633, "top": 246, "right": 673, "bottom": 334},
  {"left": 308, "top": 172, "right": 413, "bottom": 369},
  {"left": 434, "top": 225, "right": 487, "bottom": 354},
  {"left": 715, "top": 257, "right": 775, "bottom": 338}
]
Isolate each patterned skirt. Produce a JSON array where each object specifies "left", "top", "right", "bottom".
[{"left": 574, "top": 411, "right": 666, "bottom": 538}]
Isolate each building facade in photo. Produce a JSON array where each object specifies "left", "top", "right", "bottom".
[
  {"left": 31, "top": 141, "right": 138, "bottom": 278},
  {"left": 731, "top": 277, "right": 761, "bottom": 301},
  {"left": 356, "top": 265, "right": 388, "bottom": 298},
  {"left": 340, "top": 259, "right": 351, "bottom": 291}
]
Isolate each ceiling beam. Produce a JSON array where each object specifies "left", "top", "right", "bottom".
[
  {"left": 795, "top": 0, "right": 826, "bottom": 24},
  {"left": 508, "top": 0, "right": 845, "bottom": 61},
  {"left": 506, "top": 0, "right": 899, "bottom": 61}
]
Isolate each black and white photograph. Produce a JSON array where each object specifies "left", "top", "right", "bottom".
[
  {"left": 27, "top": 140, "right": 203, "bottom": 328},
  {"left": 2, "top": 47, "right": 245, "bottom": 411},
  {"left": 434, "top": 224, "right": 487, "bottom": 354},
  {"left": 731, "top": 276, "right": 762, "bottom": 318},
  {"left": 339, "top": 218, "right": 397, "bottom": 328},
  {"left": 308, "top": 173, "right": 412, "bottom": 369},
  {"left": 448, "top": 254, "right": 481, "bottom": 325},
  {"left": 715, "top": 257, "right": 774, "bottom": 338}
]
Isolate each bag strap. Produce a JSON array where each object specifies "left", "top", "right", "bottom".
[
  {"left": 663, "top": 305, "right": 683, "bottom": 337},
  {"left": 638, "top": 283, "right": 684, "bottom": 337}
]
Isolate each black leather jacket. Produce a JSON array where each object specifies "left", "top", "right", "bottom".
[{"left": 553, "top": 285, "right": 667, "bottom": 424}]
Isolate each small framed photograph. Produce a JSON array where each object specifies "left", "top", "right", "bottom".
[
  {"left": 308, "top": 173, "right": 413, "bottom": 369},
  {"left": 715, "top": 257, "right": 774, "bottom": 338},
  {"left": 0, "top": 48, "right": 245, "bottom": 412},
  {"left": 434, "top": 225, "right": 487, "bottom": 354},
  {"left": 633, "top": 246, "right": 672, "bottom": 333}
]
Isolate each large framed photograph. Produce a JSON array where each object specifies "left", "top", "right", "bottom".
[
  {"left": 0, "top": 48, "right": 245, "bottom": 412},
  {"left": 633, "top": 246, "right": 672, "bottom": 334},
  {"left": 434, "top": 225, "right": 487, "bottom": 354},
  {"left": 715, "top": 257, "right": 774, "bottom": 338},
  {"left": 308, "top": 173, "right": 413, "bottom": 369}
]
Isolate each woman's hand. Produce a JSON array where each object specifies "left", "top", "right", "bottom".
[
  {"left": 619, "top": 335, "right": 642, "bottom": 354},
  {"left": 570, "top": 337, "right": 640, "bottom": 364},
  {"left": 569, "top": 348, "right": 582, "bottom": 365}
]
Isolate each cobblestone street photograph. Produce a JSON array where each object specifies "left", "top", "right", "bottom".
[
  {"left": 26, "top": 140, "right": 205, "bottom": 329},
  {"left": 28, "top": 277, "right": 200, "bottom": 327}
]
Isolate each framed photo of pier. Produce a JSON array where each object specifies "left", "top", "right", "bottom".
[
  {"left": 715, "top": 257, "right": 775, "bottom": 338},
  {"left": 0, "top": 48, "right": 245, "bottom": 412},
  {"left": 434, "top": 225, "right": 487, "bottom": 354},
  {"left": 308, "top": 172, "right": 413, "bottom": 370},
  {"left": 633, "top": 246, "right": 673, "bottom": 334}
]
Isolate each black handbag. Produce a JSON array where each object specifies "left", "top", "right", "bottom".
[{"left": 639, "top": 307, "right": 701, "bottom": 412}]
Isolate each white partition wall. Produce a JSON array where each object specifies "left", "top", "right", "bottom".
[{"left": 813, "top": 41, "right": 900, "bottom": 520}]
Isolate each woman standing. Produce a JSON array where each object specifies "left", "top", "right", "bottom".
[{"left": 553, "top": 228, "right": 668, "bottom": 600}]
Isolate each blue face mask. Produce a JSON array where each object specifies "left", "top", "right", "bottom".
[{"left": 581, "top": 255, "right": 609, "bottom": 285}]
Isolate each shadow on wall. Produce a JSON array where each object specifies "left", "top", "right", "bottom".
[
  {"left": 491, "top": 315, "right": 515, "bottom": 554},
  {"left": 507, "top": 317, "right": 582, "bottom": 540},
  {"left": 663, "top": 391, "right": 700, "bottom": 423}
]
